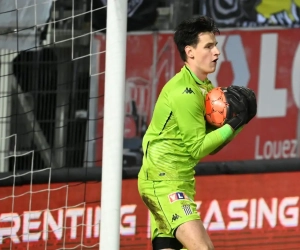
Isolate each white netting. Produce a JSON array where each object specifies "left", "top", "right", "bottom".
[{"left": 0, "top": 136, "right": 102, "bottom": 249}]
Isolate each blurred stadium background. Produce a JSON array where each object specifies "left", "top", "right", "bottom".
[{"left": 0, "top": 0, "right": 300, "bottom": 249}]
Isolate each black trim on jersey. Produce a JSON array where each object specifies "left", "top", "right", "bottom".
[
  {"left": 159, "top": 111, "right": 172, "bottom": 135},
  {"left": 145, "top": 141, "right": 150, "bottom": 158},
  {"left": 184, "top": 65, "right": 201, "bottom": 85}
]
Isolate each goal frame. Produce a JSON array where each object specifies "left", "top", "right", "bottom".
[{"left": 99, "top": 1, "right": 128, "bottom": 250}]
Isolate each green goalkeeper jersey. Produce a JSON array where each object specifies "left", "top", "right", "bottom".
[{"left": 138, "top": 65, "right": 234, "bottom": 181}]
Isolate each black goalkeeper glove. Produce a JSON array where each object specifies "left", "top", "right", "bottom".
[
  {"left": 227, "top": 85, "right": 257, "bottom": 123},
  {"left": 224, "top": 87, "right": 249, "bottom": 131}
]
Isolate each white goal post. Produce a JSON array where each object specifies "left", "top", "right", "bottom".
[{"left": 99, "top": 1, "right": 128, "bottom": 250}]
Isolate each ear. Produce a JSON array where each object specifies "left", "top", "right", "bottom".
[{"left": 184, "top": 45, "right": 194, "bottom": 59}]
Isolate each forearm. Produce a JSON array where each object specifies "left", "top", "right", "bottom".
[
  {"left": 184, "top": 124, "right": 234, "bottom": 160},
  {"left": 209, "top": 126, "right": 244, "bottom": 155}
]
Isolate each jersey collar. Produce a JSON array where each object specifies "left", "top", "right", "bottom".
[{"left": 184, "top": 65, "right": 209, "bottom": 85}]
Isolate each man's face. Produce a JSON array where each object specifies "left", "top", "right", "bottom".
[{"left": 187, "top": 32, "right": 220, "bottom": 75}]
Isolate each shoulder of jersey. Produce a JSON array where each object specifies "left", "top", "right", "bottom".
[{"left": 172, "top": 76, "right": 198, "bottom": 96}]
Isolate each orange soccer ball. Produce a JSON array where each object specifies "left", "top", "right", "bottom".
[{"left": 205, "top": 87, "right": 229, "bottom": 127}]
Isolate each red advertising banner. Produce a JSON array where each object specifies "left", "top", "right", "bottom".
[
  {"left": 95, "top": 28, "right": 300, "bottom": 165},
  {"left": 1, "top": 172, "right": 300, "bottom": 249}
]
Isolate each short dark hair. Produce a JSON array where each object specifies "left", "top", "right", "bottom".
[{"left": 174, "top": 16, "right": 220, "bottom": 61}]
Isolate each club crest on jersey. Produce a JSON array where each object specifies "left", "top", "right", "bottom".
[{"left": 168, "top": 192, "right": 189, "bottom": 203}]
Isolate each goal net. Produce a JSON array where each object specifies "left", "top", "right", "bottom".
[{"left": 0, "top": 0, "right": 127, "bottom": 249}]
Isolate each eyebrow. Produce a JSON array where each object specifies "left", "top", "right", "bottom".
[{"left": 205, "top": 41, "right": 218, "bottom": 46}]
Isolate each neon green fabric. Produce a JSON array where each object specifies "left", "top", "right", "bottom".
[
  {"left": 138, "top": 65, "right": 234, "bottom": 181},
  {"left": 138, "top": 178, "right": 200, "bottom": 239}
]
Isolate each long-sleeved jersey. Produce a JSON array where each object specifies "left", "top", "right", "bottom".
[{"left": 138, "top": 65, "right": 234, "bottom": 181}]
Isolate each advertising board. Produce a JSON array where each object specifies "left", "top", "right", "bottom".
[{"left": 1, "top": 171, "right": 300, "bottom": 249}]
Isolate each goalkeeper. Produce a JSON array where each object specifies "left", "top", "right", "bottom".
[{"left": 137, "top": 16, "right": 257, "bottom": 250}]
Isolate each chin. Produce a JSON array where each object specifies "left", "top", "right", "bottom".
[{"left": 207, "top": 68, "right": 216, "bottom": 74}]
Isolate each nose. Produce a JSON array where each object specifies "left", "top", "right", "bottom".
[{"left": 214, "top": 46, "right": 221, "bottom": 56}]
